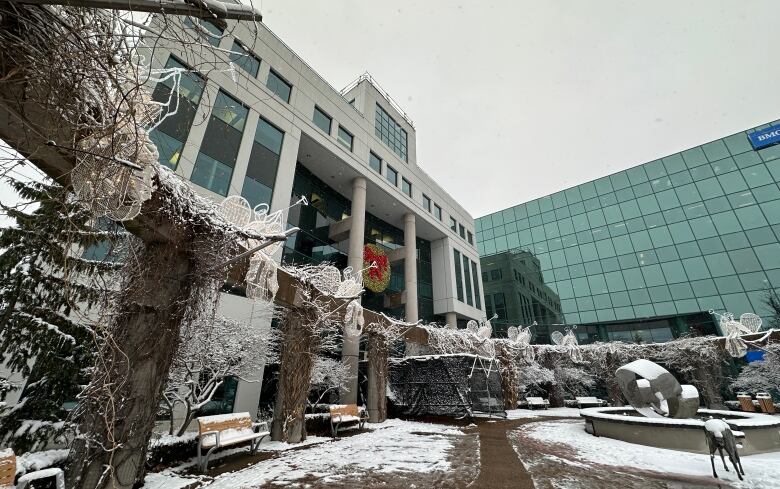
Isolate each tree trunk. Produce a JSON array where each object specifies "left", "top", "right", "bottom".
[
  {"left": 66, "top": 241, "right": 193, "bottom": 489},
  {"left": 366, "top": 332, "right": 388, "bottom": 423},
  {"left": 495, "top": 344, "right": 518, "bottom": 411},
  {"left": 272, "top": 310, "right": 317, "bottom": 443}
]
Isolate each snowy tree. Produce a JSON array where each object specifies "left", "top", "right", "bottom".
[
  {"left": 767, "top": 290, "right": 780, "bottom": 330},
  {"left": 308, "top": 356, "right": 352, "bottom": 408},
  {"left": 162, "top": 313, "right": 277, "bottom": 436},
  {"left": 0, "top": 178, "right": 120, "bottom": 452},
  {"left": 731, "top": 344, "right": 780, "bottom": 401}
]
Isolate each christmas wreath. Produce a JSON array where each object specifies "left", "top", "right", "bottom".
[{"left": 363, "top": 243, "right": 391, "bottom": 293}]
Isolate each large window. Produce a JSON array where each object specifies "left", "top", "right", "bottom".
[
  {"left": 313, "top": 106, "right": 332, "bottom": 134},
  {"left": 459, "top": 224, "right": 466, "bottom": 239},
  {"left": 422, "top": 194, "right": 431, "bottom": 212},
  {"left": 374, "top": 103, "right": 408, "bottom": 161},
  {"left": 229, "top": 41, "right": 260, "bottom": 77},
  {"left": 369, "top": 152, "right": 382, "bottom": 173},
  {"left": 337, "top": 126, "right": 353, "bottom": 151},
  {"left": 402, "top": 178, "right": 412, "bottom": 197},
  {"left": 241, "top": 117, "right": 284, "bottom": 208},
  {"left": 434, "top": 204, "right": 442, "bottom": 220},
  {"left": 471, "top": 260, "right": 482, "bottom": 309},
  {"left": 267, "top": 69, "right": 292, "bottom": 102},
  {"left": 190, "top": 90, "right": 248, "bottom": 196},
  {"left": 450, "top": 217, "right": 457, "bottom": 232},
  {"left": 463, "top": 254, "right": 473, "bottom": 306},
  {"left": 454, "top": 249, "right": 464, "bottom": 302},
  {"left": 386, "top": 165, "right": 398, "bottom": 186},
  {"left": 149, "top": 56, "right": 205, "bottom": 170}
]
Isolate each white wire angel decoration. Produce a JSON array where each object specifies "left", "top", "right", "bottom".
[
  {"left": 245, "top": 251, "right": 279, "bottom": 302},
  {"left": 507, "top": 323, "right": 535, "bottom": 363},
  {"left": 335, "top": 262, "right": 376, "bottom": 299},
  {"left": 713, "top": 310, "right": 763, "bottom": 358},
  {"left": 344, "top": 299, "right": 364, "bottom": 337},
  {"left": 551, "top": 327, "right": 583, "bottom": 363}
]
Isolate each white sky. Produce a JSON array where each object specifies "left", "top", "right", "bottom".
[{"left": 260, "top": 0, "right": 780, "bottom": 218}]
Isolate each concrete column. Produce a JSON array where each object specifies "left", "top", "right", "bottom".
[
  {"left": 403, "top": 213, "right": 418, "bottom": 323},
  {"left": 340, "top": 177, "right": 367, "bottom": 404},
  {"left": 446, "top": 311, "right": 457, "bottom": 328}
]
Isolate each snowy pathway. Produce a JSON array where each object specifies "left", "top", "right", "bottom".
[{"left": 201, "top": 419, "right": 479, "bottom": 488}]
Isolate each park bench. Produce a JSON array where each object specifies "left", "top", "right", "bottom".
[
  {"left": 328, "top": 404, "right": 367, "bottom": 437},
  {"left": 525, "top": 397, "right": 550, "bottom": 410},
  {"left": 736, "top": 393, "right": 756, "bottom": 412},
  {"left": 756, "top": 393, "right": 776, "bottom": 414},
  {"left": 0, "top": 449, "right": 65, "bottom": 489},
  {"left": 575, "top": 396, "right": 607, "bottom": 408},
  {"left": 196, "top": 412, "right": 269, "bottom": 472}
]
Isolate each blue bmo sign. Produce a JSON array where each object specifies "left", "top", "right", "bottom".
[{"left": 748, "top": 125, "right": 780, "bottom": 150}]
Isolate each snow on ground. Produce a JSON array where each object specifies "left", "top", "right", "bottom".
[
  {"left": 140, "top": 471, "right": 202, "bottom": 489},
  {"left": 506, "top": 407, "right": 582, "bottom": 419},
  {"left": 515, "top": 419, "right": 780, "bottom": 488},
  {"left": 168, "top": 435, "right": 331, "bottom": 473},
  {"left": 202, "top": 419, "right": 472, "bottom": 488}
]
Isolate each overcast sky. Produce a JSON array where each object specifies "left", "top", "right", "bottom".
[{"left": 261, "top": 0, "right": 780, "bottom": 218}]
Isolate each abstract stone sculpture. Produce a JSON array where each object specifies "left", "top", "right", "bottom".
[{"left": 616, "top": 359, "right": 699, "bottom": 419}]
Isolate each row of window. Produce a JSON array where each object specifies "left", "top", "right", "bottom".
[
  {"left": 454, "top": 249, "right": 482, "bottom": 310},
  {"left": 176, "top": 23, "right": 474, "bottom": 248},
  {"left": 150, "top": 55, "right": 285, "bottom": 207}
]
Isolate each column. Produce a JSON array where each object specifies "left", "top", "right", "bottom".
[
  {"left": 404, "top": 213, "right": 418, "bottom": 323},
  {"left": 340, "top": 177, "right": 367, "bottom": 404},
  {"left": 446, "top": 311, "right": 457, "bottom": 328}
]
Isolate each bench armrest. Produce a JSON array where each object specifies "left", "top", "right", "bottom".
[
  {"left": 200, "top": 430, "right": 221, "bottom": 447},
  {"left": 252, "top": 421, "right": 268, "bottom": 432}
]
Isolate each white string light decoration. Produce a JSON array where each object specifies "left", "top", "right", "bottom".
[
  {"left": 466, "top": 320, "right": 479, "bottom": 335},
  {"left": 551, "top": 327, "right": 583, "bottom": 363},
  {"left": 218, "top": 195, "right": 254, "bottom": 228},
  {"left": 335, "top": 265, "right": 367, "bottom": 299},
  {"left": 70, "top": 144, "right": 155, "bottom": 222},
  {"left": 344, "top": 299, "right": 364, "bottom": 337},
  {"left": 245, "top": 251, "right": 279, "bottom": 302},
  {"left": 713, "top": 310, "right": 763, "bottom": 358},
  {"left": 507, "top": 324, "right": 535, "bottom": 363}
]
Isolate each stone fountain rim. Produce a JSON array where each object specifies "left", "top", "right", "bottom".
[{"left": 580, "top": 406, "right": 780, "bottom": 429}]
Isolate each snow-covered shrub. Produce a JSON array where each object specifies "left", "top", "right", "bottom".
[{"left": 731, "top": 344, "right": 780, "bottom": 401}]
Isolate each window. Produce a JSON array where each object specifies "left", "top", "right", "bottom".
[
  {"left": 467, "top": 231, "right": 474, "bottom": 245},
  {"left": 463, "top": 254, "right": 473, "bottom": 306},
  {"left": 450, "top": 217, "right": 457, "bottom": 232},
  {"left": 229, "top": 41, "right": 260, "bottom": 77},
  {"left": 491, "top": 269, "right": 502, "bottom": 280},
  {"left": 454, "top": 249, "right": 464, "bottom": 302},
  {"left": 337, "top": 126, "right": 353, "bottom": 151},
  {"left": 434, "top": 204, "right": 442, "bottom": 220},
  {"left": 422, "top": 194, "right": 431, "bottom": 212},
  {"left": 369, "top": 152, "right": 382, "bottom": 173},
  {"left": 459, "top": 224, "right": 466, "bottom": 239},
  {"left": 312, "top": 106, "right": 331, "bottom": 134},
  {"left": 471, "top": 261, "right": 481, "bottom": 309},
  {"left": 386, "top": 165, "right": 398, "bottom": 186},
  {"left": 185, "top": 18, "right": 223, "bottom": 47},
  {"left": 266, "top": 69, "right": 291, "bottom": 102},
  {"left": 374, "top": 103, "right": 408, "bottom": 161},
  {"left": 191, "top": 90, "right": 248, "bottom": 196},
  {"left": 241, "top": 117, "right": 284, "bottom": 208},
  {"left": 402, "top": 178, "right": 412, "bottom": 197},
  {"left": 149, "top": 56, "right": 205, "bottom": 170}
]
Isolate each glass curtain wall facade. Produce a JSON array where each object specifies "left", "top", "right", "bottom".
[
  {"left": 284, "top": 165, "right": 435, "bottom": 321},
  {"left": 477, "top": 121, "right": 780, "bottom": 331}
]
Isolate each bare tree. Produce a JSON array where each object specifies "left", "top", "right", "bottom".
[{"left": 162, "top": 313, "right": 277, "bottom": 436}]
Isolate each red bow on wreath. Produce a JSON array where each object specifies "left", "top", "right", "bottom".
[{"left": 364, "top": 246, "right": 389, "bottom": 279}]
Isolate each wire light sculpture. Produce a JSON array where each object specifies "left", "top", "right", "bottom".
[
  {"left": 344, "top": 299, "right": 364, "bottom": 337},
  {"left": 551, "top": 327, "right": 583, "bottom": 363},
  {"left": 70, "top": 136, "right": 156, "bottom": 222},
  {"left": 507, "top": 324, "right": 535, "bottom": 363},
  {"left": 713, "top": 310, "right": 764, "bottom": 358}
]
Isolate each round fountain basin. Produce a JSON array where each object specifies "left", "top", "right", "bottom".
[{"left": 580, "top": 407, "right": 780, "bottom": 455}]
